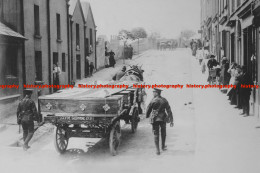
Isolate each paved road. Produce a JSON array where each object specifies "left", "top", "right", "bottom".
[{"left": 0, "top": 49, "right": 259, "bottom": 173}]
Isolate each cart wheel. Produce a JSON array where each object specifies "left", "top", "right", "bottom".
[
  {"left": 54, "top": 126, "right": 69, "bottom": 154},
  {"left": 131, "top": 108, "right": 139, "bottom": 133},
  {"left": 109, "top": 122, "right": 121, "bottom": 156}
]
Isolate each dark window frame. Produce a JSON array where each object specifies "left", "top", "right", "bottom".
[
  {"left": 34, "top": 5, "right": 40, "bottom": 36},
  {"left": 56, "top": 13, "right": 61, "bottom": 40},
  {"left": 76, "top": 23, "right": 80, "bottom": 47},
  {"left": 62, "top": 53, "right": 66, "bottom": 72},
  {"left": 35, "top": 51, "right": 42, "bottom": 81}
]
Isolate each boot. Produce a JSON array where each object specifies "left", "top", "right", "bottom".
[
  {"left": 154, "top": 135, "right": 160, "bottom": 155},
  {"left": 162, "top": 135, "right": 167, "bottom": 151},
  {"left": 23, "top": 133, "right": 33, "bottom": 151}
]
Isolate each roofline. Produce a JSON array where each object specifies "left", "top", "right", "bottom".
[{"left": 72, "top": 0, "right": 86, "bottom": 23}]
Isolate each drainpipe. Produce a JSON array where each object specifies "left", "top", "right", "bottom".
[
  {"left": 70, "top": 18, "right": 74, "bottom": 83},
  {"left": 21, "top": 0, "right": 26, "bottom": 94},
  {"left": 66, "top": 0, "right": 70, "bottom": 84},
  {"left": 95, "top": 28, "right": 97, "bottom": 69},
  {"left": 47, "top": 0, "right": 52, "bottom": 93}
]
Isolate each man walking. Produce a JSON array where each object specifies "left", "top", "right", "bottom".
[
  {"left": 146, "top": 88, "right": 174, "bottom": 155},
  {"left": 17, "top": 89, "right": 39, "bottom": 151}
]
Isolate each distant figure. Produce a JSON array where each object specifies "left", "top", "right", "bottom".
[
  {"left": 129, "top": 45, "right": 133, "bottom": 59},
  {"left": 53, "top": 63, "right": 61, "bottom": 92},
  {"left": 112, "top": 66, "right": 126, "bottom": 81},
  {"left": 17, "top": 89, "right": 40, "bottom": 151},
  {"left": 105, "top": 48, "right": 110, "bottom": 68},
  {"left": 89, "top": 62, "right": 94, "bottom": 76},
  {"left": 204, "top": 39, "right": 209, "bottom": 50},
  {"left": 109, "top": 50, "right": 116, "bottom": 68},
  {"left": 85, "top": 55, "right": 90, "bottom": 77}
]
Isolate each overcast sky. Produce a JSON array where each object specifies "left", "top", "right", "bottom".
[{"left": 83, "top": 0, "right": 200, "bottom": 39}]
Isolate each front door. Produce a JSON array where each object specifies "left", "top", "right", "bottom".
[{"left": 76, "top": 55, "right": 81, "bottom": 79}]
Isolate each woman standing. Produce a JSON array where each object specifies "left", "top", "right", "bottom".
[{"left": 109, "top": 50, "right": 116, "bottom": 68}]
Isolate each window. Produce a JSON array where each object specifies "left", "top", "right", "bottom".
[
  {"left": 62, "top": 53, "right": 66, "bottom": 72},
  {"left": 6, "top": 45, "right": 18, "bottom": 77},
  {"left": 232, "top": 0, "right": 235, "bottom": 12},
  {"left": 237, "top": 0, "right": 241, "bottom": 7},
  {"left": 90, "top": 28, "right": 93, "bottom": 46},
  {"left": 34, "top": 5, "right": 40, "bottom": 36},
  {"left": 76, "top": 23, "right": 80, "bottom": 47},
  {"left": 56, "top": 13, "right": 61, "bottom": 40},
  {"left": 35, "top": 51, "right": 42, "bottom": 81}
]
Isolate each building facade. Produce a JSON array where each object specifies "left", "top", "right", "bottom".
[
  {"left": 201, "top": 0, "right": 260, "bottom": 119},
  {"left": 0, "top": 0, "right": 26, "bottom": 119},
  {"left": 23, "top": 0, "right": 69, "bottom": 96}
]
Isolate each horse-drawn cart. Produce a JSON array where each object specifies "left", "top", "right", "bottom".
[{"left": 39, "top": 79, "right": 145, "bottom": 155}]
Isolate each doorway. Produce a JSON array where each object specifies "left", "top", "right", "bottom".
[{"left": 76, "top": 55, "right": 81, "bottom": 79}]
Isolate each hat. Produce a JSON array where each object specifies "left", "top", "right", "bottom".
[
  {"left": 153, "top": 88, "right": 162, "bottom": 93},
  {"left": 210, "top": 54, "right": 215, "bottom": 58},
  {"left": 24, "top": 89, "right": 34, "bottom": 95},
  {"left": 222, "top": 57, "right": 227, "bottom": 61}
]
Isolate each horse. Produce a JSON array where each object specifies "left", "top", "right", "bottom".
[{"left": 119, "top": 65, "right": 144, "bottom": 82}]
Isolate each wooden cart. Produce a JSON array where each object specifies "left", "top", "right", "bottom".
[{"left": 39, "top": 82, "right": 144, "bottom": 156}]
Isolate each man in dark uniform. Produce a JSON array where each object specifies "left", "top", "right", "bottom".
[
  {"left": 146, "top": 88, "right": 174, "bottom": 155},
  {"left": 17, "top": 89, "right": 39, "bottom": 151}
]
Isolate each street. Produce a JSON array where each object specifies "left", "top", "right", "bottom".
[{"left": 0, "top": 49, "right": 260, "bottom": 173}]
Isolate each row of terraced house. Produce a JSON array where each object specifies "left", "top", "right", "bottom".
[
  {"left": 200, "top": 0, "right": 260, "bottom": 119},
  {"left": 0, "top": 0, "right": 97, "bottom": 119}
]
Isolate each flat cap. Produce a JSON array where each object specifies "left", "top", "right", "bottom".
[
  {"left": 153, "top": 88, "right": 163, "bottom": 93},
  {"left": 24, "top": 89, "right": 34, "bottom": 94}
]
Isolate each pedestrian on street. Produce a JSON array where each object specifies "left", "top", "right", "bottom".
[
  {"left": 234, "top": 66, "right": 243, "bottom": 109},
  {"left": 129, "top": 45, "right": 133, "bottom": 59},
  {"left": 207, "top": 54, "right": 218, "bottom": 83},
  {"left": 238, "top": 66, "right": 253, "bottom": 116},
  {"left": 85, "top": 54, "right": 90, "bottom": 77},
  {"left": 112, "top": 66, "right": 126, "bottom": 81},
  {"left": 227, "top": 62, "right": 238, "bottom": 104},
  {"left": 109, "top": 50, "right": 116, "bottom": 68},
  {"left": 146, "top": 88, "right": 174, "bottom": 155},
  {"left": 53, "top": 63, "right": 61, "bottom": 92},
  {"left": 219, "top": 57, "right": 230, "bottom": 85},
  {"left": 89, "top": 62, "right": 94, "bottom": 76},
  {"left": 105, "top": 48, "right": 110, "bottom": 68},
  {"left": 17, "top": 89, "right": 40, "bottom": 151}
]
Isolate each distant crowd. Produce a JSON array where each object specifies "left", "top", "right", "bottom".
[{"left": 191, "top": 39, "right": 254, "bottom": 117}]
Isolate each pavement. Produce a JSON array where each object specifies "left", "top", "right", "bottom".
[{"left": 0, "top": 48, "right": 259, "bottom": 173}]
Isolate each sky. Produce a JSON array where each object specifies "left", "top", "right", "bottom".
[{"left": 82, "top": 0, "right": 200, "bottom": 39}]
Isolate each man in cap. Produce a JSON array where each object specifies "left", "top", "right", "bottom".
[
  {"left": 146, "top": 88, "right": 174, "bottom": 155},
  {"left": 17, "top": 89, "right": 39, "bottom": 150},
  {"left": 112, "top": 66, "right": 127, "bottom": 81}
]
